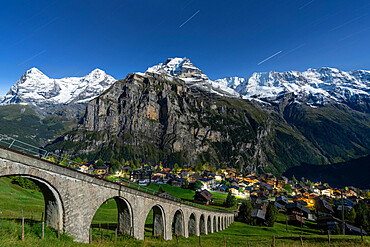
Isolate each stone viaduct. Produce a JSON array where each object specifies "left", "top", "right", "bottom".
[{"left": 0, "top": 146, "right": 234, "bottom": 243}]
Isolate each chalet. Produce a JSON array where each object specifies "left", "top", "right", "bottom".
[
  {"left": 276, "top": 176, "right": 288, "bottom": 188},
  {"left": 229, "top": 186, "right": 240, "bottom": 196},
  {"left": 345, "top": 189, "right": 358, "bottom": 197},
  {"left": 318, "top": 186, "right": 331, "bottom": 197},
  {"left": 251, "top": 203, "right": 267, "bottom": 222},
  {"left": 276, "top": 196, "right": 289, "bottom": 206},
  {"left": 153, "top": 171, "right": 168, "bottom": 179},
  {"left": 169, "top": 177, "right": 186, "bottom": 187},
  {"left": 151, "top": 175, "right": 161, "bottom": 183},
  {"left": 130, "top": 169, "right": 152, "bottom": 182},
  {"left": 200, "top": 177, "right": 215, "bottom": 190},
  {"left": 345, "top": 223, "right": 368, "bottom": 236},
  {"left": 286, "top": 202, "right": 311, "bottom": 219},
  {"left": 316, "top": 215, "right": 339, "bottom": 231},
  {"left": 218, "top": 184, "right": 228, "bottom": 192},
  {"left": 257, "top": 191, "right": 269, "bottom": 200},
  {"left": 115, "top": 166, "right": 131, "bottom": 177},
  {"left": 317, "top": 217, "right": 367, "bottom": 236},
  {"left": 261, "top": 173, "right": 276, "bottom": 186},
  {"left": 239, "top": 181, "right": 249, "bottom": 187},
  {"left": 77, "top": 163, "right": 94, "bottom": 173},
  {"left": 245, "top": 175, "right": 259, "bottom": 185},
  {"left": 315, "top": 197, "right": 334, "bottom": 216},
  {"left": 194, "top": 190, "right": 213, "bottom": 205},
  {"left": 334, "top": 198, "right": 355, "bottom": 207},
  {"left": 96, "top": 165, "right": 109, "bottom": 175},
  {"left": 255, "top": 182, "right": 273, "bottom": 192},
  {"left": 179, "top": 170, "right": 190, "bottom": 179},
  {"left": 288, "top": 214, "right": 305, "bottom": 226},
  {"left": 188, "top": 173, "right": 202, "bottom": 183}
]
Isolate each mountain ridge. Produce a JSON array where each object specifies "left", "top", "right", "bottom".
[
  {"left": 1, "top": 58, "right": 369, "bottom": 172},
  {"left": 1, "top": 67, "right": 117, "bottom": 118}
]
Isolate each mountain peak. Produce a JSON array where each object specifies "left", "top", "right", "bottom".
[
  {"left": 82, "top": 68, "right": 112, "bottom": 83},
  {"left": 146, "top": 57, "right": 209, "bottom": 81},
  {"left": 24, "top": 67, "right": 48, "bottom": 79},
  {"left": 88, "top": 68, "right": 106, "bottom": 75}
]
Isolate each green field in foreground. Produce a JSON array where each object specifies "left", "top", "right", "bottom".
[{"left": 1, "top": 177, "right": 370, "bottom": 246}]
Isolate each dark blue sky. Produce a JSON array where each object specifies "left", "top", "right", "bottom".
[{"left": 1, "top": 0, "right": 369, "bottom": 94}]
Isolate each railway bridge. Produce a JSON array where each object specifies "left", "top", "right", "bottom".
[{"left": 0, "top": 146, "right": 234, "bottom": 243}]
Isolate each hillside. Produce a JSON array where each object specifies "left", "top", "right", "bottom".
[
  {"left": 0, "top": 104, "right": 73, "bottom": 146},
  {"left": 284, "top": 155, "right": 370, "bottom": 189}
]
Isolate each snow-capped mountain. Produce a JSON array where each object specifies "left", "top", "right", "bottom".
[
  {"left": 145, "top": 57, "right": 240, "bottom": 97},
  {"left": 145, "top": 58, "right": 370, "bottom": 112},
  {"left": 1, "top": 67, "right": 116, "bottom": 117},
  {"left": 215, "top": 68, "right": 370, "bottom": 109}
]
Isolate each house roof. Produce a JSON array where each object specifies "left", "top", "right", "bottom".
[
  {"left": 286, "top": 202, "right": 311, "bottom": 214},
  {"left": 219, "top": 184, "right": 228, "bottom": 190},
  {"left": 346, "top": 223, "right": 367, "bottom": 235},
  {"left": 230, "top": 186, "right": 239, "bottom": 190},
  {"left": 316, "top": 198, "right": 334, "bottom": 213},
  {"left": 96, "top": 166, "right": 109, "bottom": 170},
  {"left": 274, "top": 201, "right": 284, "bottom": 209},
  {"left": 251, "top": 209, "right": 266, "bottom": 220},
  {"left": 289, "top": 214, "right": 304, "bottom": 223},
  {"left": 194, "top": 189, "right": 213, "bottom": 201},
  {"left": 191, "top": 173, "right": 202, "bottom": 181}
]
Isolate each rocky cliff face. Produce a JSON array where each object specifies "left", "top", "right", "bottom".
[{"left": 49, "top": 72, "right": 332, "bottom": 172}]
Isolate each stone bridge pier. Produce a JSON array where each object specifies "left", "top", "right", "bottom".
[{"left": 0, "top": 147, "right": 234, "bottom": 243}]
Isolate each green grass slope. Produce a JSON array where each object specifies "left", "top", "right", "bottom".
[{"left": 1, "top": 177, "right": 370, "bottom": 246}]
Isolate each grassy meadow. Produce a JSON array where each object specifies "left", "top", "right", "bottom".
[{"left": 1, "top": 177, "right": 370, "bottom": 246}]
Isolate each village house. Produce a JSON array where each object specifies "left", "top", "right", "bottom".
[
  {"left": 95, "top": 165, "right": 109, "bottom": 175},
  {"left": 214, "top": 173, "right": 223, "bottom": 181},
  {"left": 153, "top": 171, "right": 169, "bottom": 179},
  {"left": 318, "top": 186, "right": 331, "bottom": 197},
  {"left": 179, "top": 170, "right": 190, "bottom": 179},
  {"left": 169, "top": 177, "right": 186, "bottom": 187},
  {"left": 261, "top": 173, "right": 276, "bottom": 187},
  {"left": 251, "top": 203, "right": 267, "bottom": 223},
  {"left": 151, "top": 175, "right": 161, "bottom": 183},
  {"left": 200, "top": 176, "right": 215, "bottom": 190},
  {"left": 229, "top": 186, "right": 240, "bottom": 196},
  {"left": 114, "top": 166, "right": 131, "bottom": 177},
  {"left": 194, "top": 189, "right": 213, "bottom": 205},
  {"left": 188, "top": 173, "right": 202, "bottom": 183},
  {"left": 76, "top": 163, "right": 94, "bottom": 173},
  {"left": 286, "top": 202, "right": 312, "bottom": 220},
  {"left": 276, "top": 176, "right": 288, "bottom": 188},
  {"left": 130, "top": 169, "right": 152, "bottom": 182},
  {"left": 315, "top": 197, "right": 334, "bottom": 217}
]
